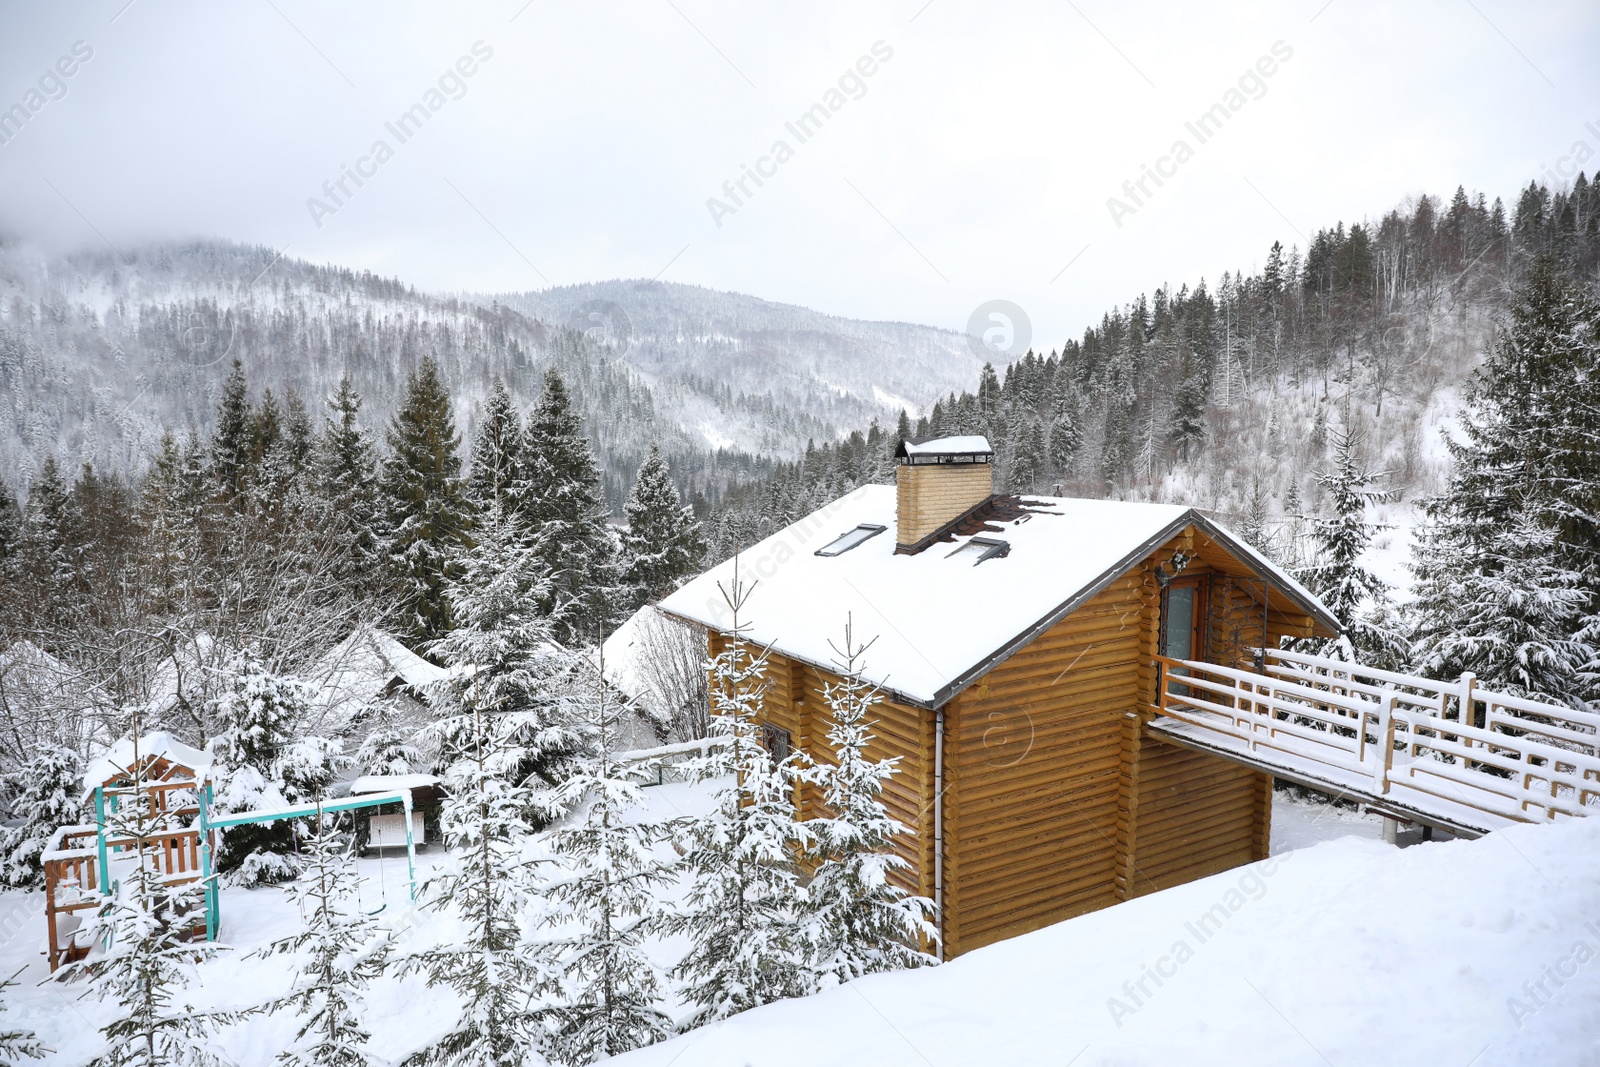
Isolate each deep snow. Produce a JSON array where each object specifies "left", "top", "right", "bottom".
[{"left": 4, "top": 788, "right": 1594, "bottom": 1066}]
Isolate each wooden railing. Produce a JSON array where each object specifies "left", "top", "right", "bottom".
[
  {"left": 41, "top": 823, "right": 208, "bottom": 971},
  {"left": 1151, "top": 648, "right": 1600, "bottom": 831}
]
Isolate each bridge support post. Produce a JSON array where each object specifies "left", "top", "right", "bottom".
[{"left": 1381, "top": 816, "right": 1399, "bottom": 846}]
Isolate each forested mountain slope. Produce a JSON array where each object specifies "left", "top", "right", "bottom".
[{"left": 708, "top": 177, "right": 1600, "bottom": 592}]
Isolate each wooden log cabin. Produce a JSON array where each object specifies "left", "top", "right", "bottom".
[{"left": 659, "top": 435, "right": 1340, "bottom": 958}]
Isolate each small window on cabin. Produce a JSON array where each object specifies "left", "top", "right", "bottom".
[
  {"left": 759, "top": 724, "right": 791, "bottom": 764},
  {"left": 815, "top": 523, "right": 886, "bottom": 557},
  {"left": 945, "top": 536, "right": 1010, "bottom": 565}
]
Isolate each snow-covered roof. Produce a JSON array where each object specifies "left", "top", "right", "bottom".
[
  {"left": 308, "top": 628, "right": 450, "bottom": 711},
  {"left": 598, "top": 604, "right": 659, "bottom": 704},
  {"left": 349, "top": 773, "right": 440, "bottom": 795},
  {"left": 659, "top": 484, "right": 1335, "bottom": 708},
  {"left": 898, "top": 434, "right": 993, "bottom": 457},
  {"left": 82, "top": 731, "right": 213, "bottom": 797}
]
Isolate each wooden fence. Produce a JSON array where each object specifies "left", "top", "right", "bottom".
[{"left": 1151, "top": 647, "right": 1600, "bottom": 832}]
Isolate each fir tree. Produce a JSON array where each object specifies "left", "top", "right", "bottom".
[
  {"left": 0, "top": 966, "right": 48, "bottom": 1062},
  {"left": 0, "top": 744, "right": 83, "bottom": 889},
  {"left": 0, "top": 477, "right": 22, "bottom": 576},
  {"left": 1168, "top": 373, "right": 1207, "bottom": 460},
  {"left": 210, "top": 357, "right": 253, "bottom": 506},
  {"left": 800, "top": 618, "right": 937, "bottom": 986},
  {"left": 1296, "top": 426, "right": 1406, "bottom": 664},
  {"left": 1412, "top": 507, "right": 1596, "bottom": 701},
  {"left": 210, "top": 654, "right": 307, "bottom": 885},
  {"left": 523, "top": 370, "right": 619, "bottom": 645},
  {"left": 466, "top": 379, "right": 531, "bottom": 518},
  {"left": 1005, "top": 418, "right": 1045, "bottom": 493},
  {"left": 403, "top": 702, "right": 551, "bottom": 1067},
  {"left": 354, "top": 699, "right": 419, "bottom": 776},
  {"left": 430, "top": 500, "right": 589, "bottom": 824},
  {"left": 259, "top": 803, "right": 387, "bottom": 1067},
  {"left": 665, "top": 564, "right": 810, "bottom": 1027},
  {"left": 316, "top": 375, "right": 383, "bottom": 580},
  {"left": 65, "top": 729, "right": 234, "bottom": 1067},
  {"left": 538, "top": 650, "right": 675, "bottom": 1064},
  {"left": 1408, "top": 255, "right": 1600, "bottom": 703},
  {"left": 381, "top": 356, "right": 470, "bottom": 640},
  {"left": 620, "top": 444, "right": 705, "bottom": 611}
]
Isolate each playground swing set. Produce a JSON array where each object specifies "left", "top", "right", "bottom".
[{"left": 41, "top": 732, "right": 419, "bottom": 972}]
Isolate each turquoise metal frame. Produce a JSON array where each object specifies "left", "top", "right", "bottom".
[{"left": 91, "top": 783, "right": 419, "bottom": 942}]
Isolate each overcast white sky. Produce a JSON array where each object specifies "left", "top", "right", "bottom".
[{"left": 1, "top": 0, "right": 1597, "bottom": 346}]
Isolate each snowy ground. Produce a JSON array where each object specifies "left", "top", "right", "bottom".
[{"left": 5, "top": 786, "right": 1595, "bottom": 1066}]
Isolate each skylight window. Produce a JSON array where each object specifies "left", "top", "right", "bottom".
[
  {"left": 815, "top": 523, "right": 886, "bottom": 557},
  {"left": 946, "top": 536, "right": 1010, "bottom": 565}
]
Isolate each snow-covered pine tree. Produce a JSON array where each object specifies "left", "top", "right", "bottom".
[
  {"left": 666, "top": 563, "right": 810, "bottom": 1027},
  {"left": 403, "top": 701, "right": 551, "bottom": 1067},
  {"left": 620, "top": 444, "right": 705, "bottom": 611},
  {"left": 354, "top": 698, "right": 419, "bottom": 776},
  {"left": 315, "top": 375, "right": 383, "bottom": 583},
  {"left": 65, "top": 729, "right": 233, "bottom": 1067},
  {"left": 210, "top": 653, "right": 307, "bottom": 885},
  {"left": 430, "top": 499, "right": 590, "bottom": 825},
  {"left": 380, "top": 356, "right": 470, "bottom": 641},
  {"left": 466, "top": 379, "right": 531, "bottom": 521},
  {"left": 523, "top": 369, "right": 620, "bottom": 645},
  {"left": 0, "top": 476, "right": 22, "bottom": 577},
  {"left": 1408, "top": 255, "right": 1600, "bottom": 704},
  {"left": 1412, "top": 507, "right": 1596, "bottom": 702},
  {"left": 259, "top": 802, "right": 386, "bottom": 1067},
  {"left": 0, "top": 966, "right": 48, "bottom": 1062},
  {"left": 0, "top": 743, "right": 83, "bottom": 889},
  {"left": 1295, "top": 426, "right": 1408, "bottom": 665},
  {"left": 800, "top": 617, "right": 937, "bottom": 987},
  {"left": 210, "top": 357, "right": 254, "bottom": 507},
  {"left": 538, "top": 649, "right": 674, "bottom": 1064},
  {"left": 1168, "top": 372, "right": 1207, "bottom": 460}
]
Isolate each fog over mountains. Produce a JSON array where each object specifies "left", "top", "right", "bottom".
[{"left": 0, "top": 239, "right": 980, "bottom": 508}]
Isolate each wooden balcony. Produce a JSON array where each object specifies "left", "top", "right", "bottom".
[{"left": 1148, "top": 647, "right": 1600, "bottom": 837}]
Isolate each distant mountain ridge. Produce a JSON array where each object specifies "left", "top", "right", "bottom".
[{"left": 0, "top": 239, "right": 982, "bottom": 509}]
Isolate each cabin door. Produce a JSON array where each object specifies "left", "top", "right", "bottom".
[{"left": 1161, "top": 577, "right": 1205, "bottom": 662}]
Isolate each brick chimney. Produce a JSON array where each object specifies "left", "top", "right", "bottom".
[{"left": 894, "top": 435, "right": 995, "bottom": 552}]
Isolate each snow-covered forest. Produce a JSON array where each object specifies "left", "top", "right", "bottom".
[{"left": 2, "top": 165, "right": 1599, "bottom": 1065}]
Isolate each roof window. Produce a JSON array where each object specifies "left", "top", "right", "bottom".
[
  {"left": 946, "top": 536, "right": 1010, "bottom": 565},
  {"left": 815, "top": 523, "right": 887, "bottom": 557}
]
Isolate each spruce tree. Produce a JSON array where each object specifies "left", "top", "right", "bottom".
[
  {"left": 666, "top": 566, "right": 810, "bottom": 1027},
  {"left": 404, "top": 702, "right": 551, "bottom": 1067},
  {"left": 355, "top": 698, "right": 420, "bottom": 776},
  {"left": 538, "top": 652, "right": 675, "bottom": 1063},
  {"left": 260, "top": 804, "right": 387, "bottom": 1067},
  {"left": 209, "top": 653, "right": 307, "bottom": 885},
  {"left": 0, "top": 744, "right": 83, "bottom": 889},
  {"left": 1408, "top": 255, "right": 1600, "bottom": 703},
  {"left": 381, "top": 356, "right": 470, "bottom": 640},
  {"left": 1168, "top": 373, "right": 1207, "bottom": 460},
  {"left": 620, "top": 444, "right": 705, "bottom": 611},
  {"left": 800, "top": 619, "right": 937, "bottom": 986},
  {"left": 210, "top": 357, "right": 253, "bottom": 506},
  {"left": 466, "top": 379, "right": 531, "bottom": 518},
  {"left": 1296, "top": 426, "right": 1407, "bottom": 665},
  {"left": 523, "top": 369, "right": 619, "bottom": 644},
  {"left": 430, "top": 500, "right": 589, "bottom": 824},
  {"left": 0, "top": 476, "right": 22, "bottom": 576},
  {"left": 316, "top": 375, "right": 383, "bottom": 581}
]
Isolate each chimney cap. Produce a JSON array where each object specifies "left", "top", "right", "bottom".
[{"left": 895, "top": 434, "right": 994, "bottom": 463}]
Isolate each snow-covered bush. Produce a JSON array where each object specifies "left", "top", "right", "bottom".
[{"left": 0, "top": 743, "right": 83, "bottom": 889}]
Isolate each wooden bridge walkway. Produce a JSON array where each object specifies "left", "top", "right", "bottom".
[{"left": 1148, "top": 648, "right": 1600, "bottom": 838}]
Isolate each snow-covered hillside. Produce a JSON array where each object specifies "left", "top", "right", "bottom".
[{"left": 616, "top": 813, "right": 1600, "bottom": 1067}]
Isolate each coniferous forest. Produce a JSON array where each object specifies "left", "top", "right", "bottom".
[{"left": 2, "top": 168, "right": 1599, "bottom": 1065}]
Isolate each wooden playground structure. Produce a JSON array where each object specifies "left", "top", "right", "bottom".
[{"left": 41, "top": 732, "right": 420, "bottom": 971}]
